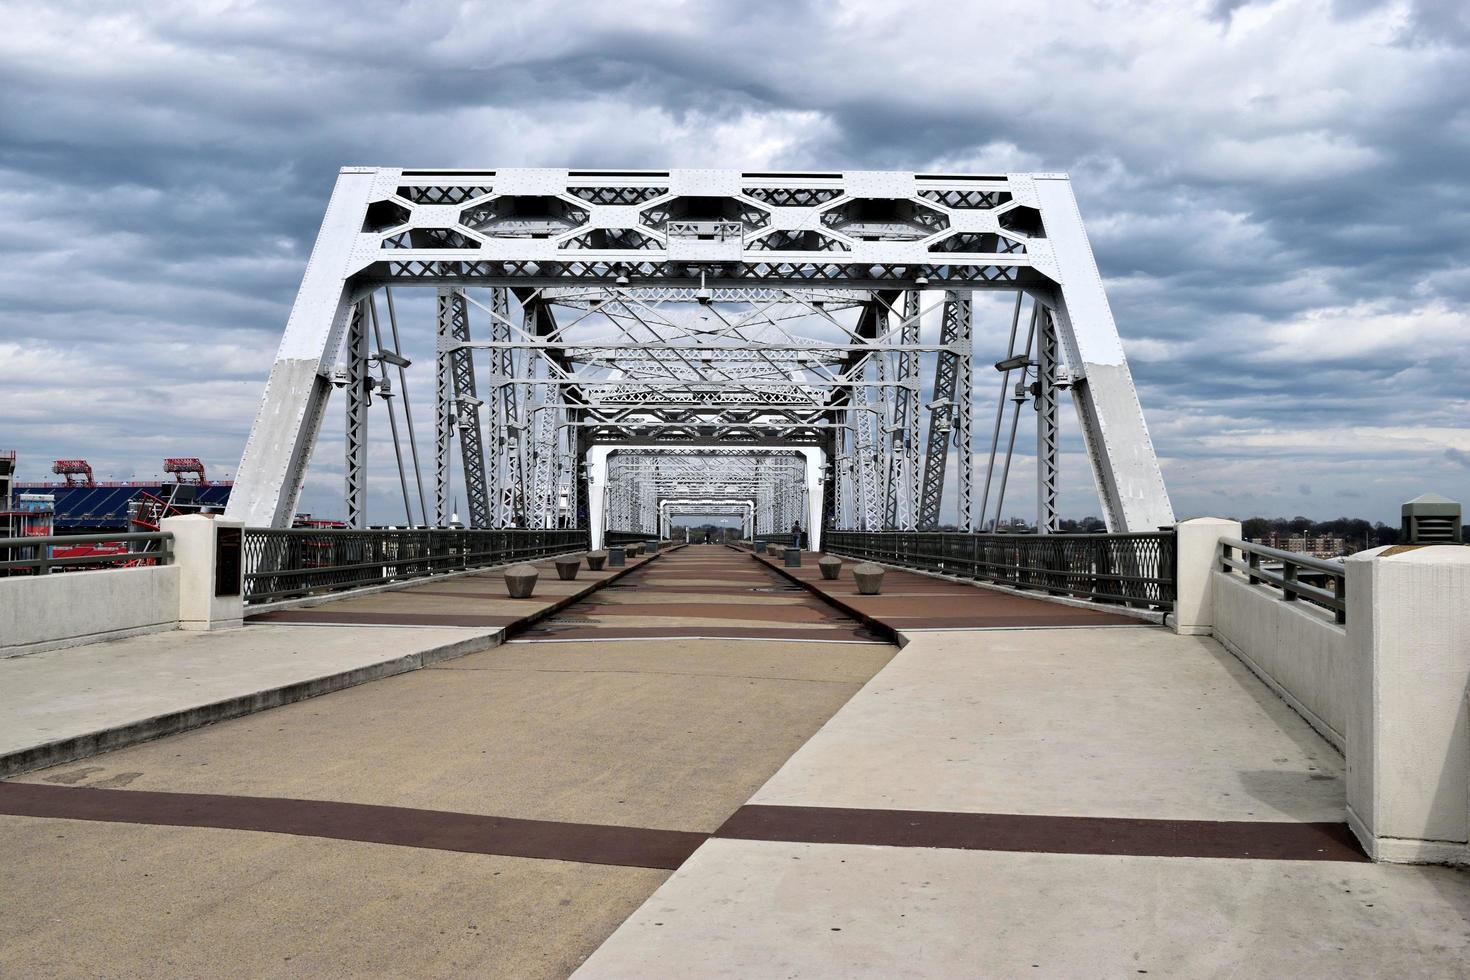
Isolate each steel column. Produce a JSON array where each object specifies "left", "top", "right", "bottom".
[{"left": 344, "top": 300, "right": 369, "bottom": 529}]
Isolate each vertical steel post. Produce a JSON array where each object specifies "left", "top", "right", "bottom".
[
  {"left": 345, "top": 299, "right": 369, "bottom": 529},
  {"left": 954, "top": 293, "right": 974, "bottom": 531},
  {"left": 439, "top": 288, "right": 491, "bottom": 528},
  {"left": 917, "top": 291, "right": 969, "bottom": 529},
  {"left": 434, "top": 295, "right": 453, "bottom": 526},
  {"left": 886, "top": 289, "right": 921, "bottom": 530},
  {"left": 1036, "top": 306, "right": 1060, "bottom": 534}
]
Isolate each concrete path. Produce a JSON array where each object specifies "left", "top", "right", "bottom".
[
  {"left": 576, "top": 623, "right": 1470, "bottom": 978},
  {"left": 5, "top": 544, "right": 1467, "bottom": 977},
  {"left": 0, "top": 549, "right": 654, "bottom": 778},
  {"left": 0, "top": 545, "right": 898, "bottom": 978}
]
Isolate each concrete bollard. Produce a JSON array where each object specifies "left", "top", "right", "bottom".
[
  {"left": 645, "top": 539, "right": 660, "bottom": 553},
  {"left": 608, "top": 545, "right": 625, "bottom": 567},
  {"left": 784, "top": 547, "right": 802, "bottom": 568},
  {"left": 627, "top": 543, "right": 641, "bottom": 558},
  {"left": 818, "top": 555, "right": 842, "bottom": 580},
  {"left": 852, "top": 563, "right": 884, "bottom": 595},
  {"left": 768, "top": 545, "right": 783, "bottom": 560},
  {"left": 504, "top": 564, "right": 539, "bottom": 598},
  {"left": 754, "top": 540, "right": 767, "bottom": 554},
  {"left": 554, "top": 556, "right": 581, "bottom": 581},
  {"left": 586, "top": 551, "right": 607, "bottom": 571}
]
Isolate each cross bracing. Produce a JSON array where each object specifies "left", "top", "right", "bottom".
[{"left": 228, "top": 169, "right": 1173, "bottom": 540}]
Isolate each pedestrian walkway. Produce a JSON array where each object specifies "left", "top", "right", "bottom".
[
  {"left": 0, "top": 545, "right": 897, "bottom": 978},
  {"left": 0, "top": 549, "right": 654, "bottom": 778},
  {"left": 520, "top": 545, "right": 885, "bottom": 643},
  {"left": 3, "top": 544, "right": 1467, "bottom": 977}
]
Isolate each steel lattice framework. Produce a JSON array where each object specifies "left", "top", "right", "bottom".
[{"left": 227, "top": 169, "right": 1173, "bottom": 542}]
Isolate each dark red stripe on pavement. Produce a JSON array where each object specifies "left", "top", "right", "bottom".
[
  {"left": 0, "top": 783, "right": 704, "bottom": 871},
  {"left": 0, "top": 784, "right": 1365, "bottom": 865},
  {"left": 716, "top": 804, "right": 1367, "bottom": 862}
]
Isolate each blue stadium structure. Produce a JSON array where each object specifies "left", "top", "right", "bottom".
[{"left": 11, "top": 483, "right": 233, "bottom": 531}]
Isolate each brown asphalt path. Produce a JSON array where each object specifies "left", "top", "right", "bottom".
[
  {"left": 518, "top": 544, "right": 887, "bottom": 643},
  {"left": 756, "top": 548, "right": 1155, "bottom": 630}
]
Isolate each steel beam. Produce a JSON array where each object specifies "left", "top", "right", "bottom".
[
  {"left": 439, "top": 287, "right": 491, "bottom": 528},
  {"left": 917, "top": 292, "right": 969, "bottom": 529},
  {"left": 344, "top": 300, "right": 369, "bottom": 528}
]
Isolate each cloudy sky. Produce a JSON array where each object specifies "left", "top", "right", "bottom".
[{"left": 2, "top": 0, "right": 1467, "bottom": 525}]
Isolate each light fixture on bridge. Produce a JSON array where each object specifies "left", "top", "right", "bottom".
[
  {"left": 374, "top": 349, "right": 411, "bottom": 369},
  {"left": 994, "top": 354, "right": 1033, "bottom": 372},
  {"left": 914, "top": 276, "right": 929, "bottom": 287},
  {"left": 695, "top": 270, "right": 712, "bottom": 305}
]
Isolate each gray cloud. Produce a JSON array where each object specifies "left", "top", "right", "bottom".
[{"left": 1, "top": 0, "right": 1467, "bottom": 522}]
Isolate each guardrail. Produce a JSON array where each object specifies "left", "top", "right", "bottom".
[
  {"left": 242, "top": 527, "right": 588, "bottom": 604},
  {"left": 822, "top": 529, "right": 1176, "bottom": 610},
  {"left": 1218, "top": 536, "right": 1345, "bottom": 624},
  {"left": 0, "top": 532, "right": 174, "bottom": 575}
]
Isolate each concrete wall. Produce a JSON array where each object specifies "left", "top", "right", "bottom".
[
  {"left": 1181, "top": 522, "right": 1470, "bottom": 866},
  {"left": 1211, "top": 570, "right": 1349, "bottom": 751},
  {"left": 0, "top": 565, "right": 181, "bottom": 658}
]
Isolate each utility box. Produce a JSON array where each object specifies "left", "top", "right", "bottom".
[{"left": 1401, "top": 493, "right": 1462, "bottom": 544}]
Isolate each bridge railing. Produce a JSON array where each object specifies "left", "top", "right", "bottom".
[
  {"left": 242, "top": 527, "right": 588, "bottom": 604},
  {"left": 821, "top": 530, "right": 1176, "bottom": 611},
  {"left": 1218, "top": 536, "right": 1346, "bottom": 624},
  {"left": 0, "top": 531, "right": 174, "bottom": 575}
]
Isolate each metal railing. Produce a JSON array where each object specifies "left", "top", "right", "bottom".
[
  {"left": 242, "top": 527, "right": 588, "bottom": 604},
  {"left": 822, "top": 529, "right": 1176, "bottom": 610},
  {"left": 1219, "top": 537, "right": 1346, "bottom": 624},
  {"left": 0, "top": 532, "right": 174, "bottom": 575}
]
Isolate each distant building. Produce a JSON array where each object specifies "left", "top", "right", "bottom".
[{"left": 1250, "top": 533, "right": 1349, "bottom": 559}]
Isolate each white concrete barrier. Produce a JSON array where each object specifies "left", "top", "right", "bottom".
[
  {"left": 0, "top": 565, "right": 180, "bottom": 657},
  {"left": 1346, "top": 544, "right": 1470, "bottom": 866},
  {"left": 162, "top": 515, "right": 244, "bottom": 631},
  {"left": 1211, "top": 570, "right": 1348, "bottom": 750},
  {"left": 1172, "top": 518, "right": 1241, "bottom": 635}
]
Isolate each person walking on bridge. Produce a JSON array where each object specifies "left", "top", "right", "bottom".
[{"left": 791, "top": 519, "right": 803, "bottom": 550}]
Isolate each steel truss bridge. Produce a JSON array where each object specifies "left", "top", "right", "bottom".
[{"left": 227, "top": 168, "right": 1173, "bottom": 546}]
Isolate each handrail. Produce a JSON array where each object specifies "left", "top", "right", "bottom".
[
  {"left": 242, "top": 526, "right": 588, "bottom": 603},
  {"left": 822, "top": 529, "right": 1175, "bottom": 611},
  {"left": 1218, "top": 536, "right": 1345, "bottom": 624},
  {"left": 0, "top": 531, "right": 174, "bottom": 574}
]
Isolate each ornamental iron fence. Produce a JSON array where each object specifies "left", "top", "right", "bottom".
[
  {"left": 822, "top": 529, "right": 1175, "bottom": 611},
  {"left": 242, "top": 527, "right": 587, "bottom": 604}
]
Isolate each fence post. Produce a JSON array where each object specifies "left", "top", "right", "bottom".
[
  {"left": 1171, "top": 518, "right": 1242, "bottom": 636},
  {"left": 161, "top": 515, "right": 244, "bottom": 631},
  {"left": 1345, "top": 544, "right": 1470, "bottom": 865}
]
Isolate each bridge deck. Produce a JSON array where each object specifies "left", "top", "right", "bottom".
[{"left": 2, "top": 544, "right": 1467, "bottom": 976}]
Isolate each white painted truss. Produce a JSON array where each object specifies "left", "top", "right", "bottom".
[{"left": 226, "top": 168, "right": 1173, "bottom": 535}]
